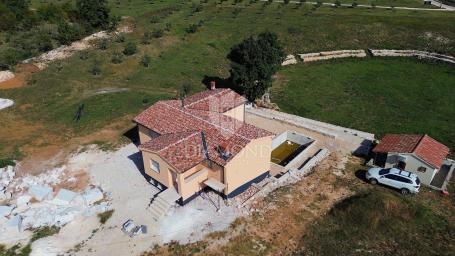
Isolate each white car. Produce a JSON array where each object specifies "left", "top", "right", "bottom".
[{"left": 366, "top": 167, "right": 420, "bottom": 194}]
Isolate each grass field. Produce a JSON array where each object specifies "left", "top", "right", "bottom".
[
  {"left": 271, "top": 58, "right": 455, "bottom": 150},
  {"left": 298, "top": 189, "right": 455, "bottom": 255},
  {"left": 1, "top": 0, "right": 455, "bottom": 160}
]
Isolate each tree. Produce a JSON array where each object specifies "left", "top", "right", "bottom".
[
  {"left": 56, "top": 21, "right": 83, "bottom": 45},
  {"left": 227, "top": 32, "right": 285, "bottom": 102},
  {"left": 76, "top": 0, "right": 110, "bottom": 29},
  {"left": 3, "top": 0, "right": 30, "bottom": 20}
]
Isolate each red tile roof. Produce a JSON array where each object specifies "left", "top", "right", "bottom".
[
  {"left": 134, "top": 89, "right": 273, "bottom": 173},
  {"left": 373, "top": 134, "right": 449, "bottom": 168}
]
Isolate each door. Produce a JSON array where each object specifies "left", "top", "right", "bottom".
[
  {"left": 171, "top": 170, "right": 179, "bottom": 193},
  {"left": 383, "top": 174, "right": 400, "bottom": 189}
]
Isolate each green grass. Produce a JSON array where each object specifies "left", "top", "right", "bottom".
[
  {"left": 1, "top": 1, "right": 455, "bottom": 159},
  {"left": 297, "top": 189, "right": 455, "bottom": 255},
  {"left": 272, "top": 58, "right": 455, "bottom": 151}
]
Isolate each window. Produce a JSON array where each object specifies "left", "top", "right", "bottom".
[
  {"left": 417, "top": 166, "right": 427, "bottom": 173},
  {"left": 385, "top": 174, "right": 398, "bottom": 181},
  {"left": 150, "top": 160, "right": 160, "bottom": 173},
  {"left": 379, "top": 168, "right": 390, "bottom": 175}
]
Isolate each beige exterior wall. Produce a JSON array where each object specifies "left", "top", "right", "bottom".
[
  {"left": 141, "top": 150, "right": 174, "bottom": 189},
  {"left": 223, "top": 104, "right": 245, "bottom": 122},
  {"left": 138, "top": 125, "right": 160, "bottom": 144},
  {"left": 385, "top": 153, "right": 437, "bottom": 185},
  {"left": 223, "top": 136, "right": 272, "bottom": 195},
  {"left": 177, "top": 164, "right": 210, "bottom": 200}
]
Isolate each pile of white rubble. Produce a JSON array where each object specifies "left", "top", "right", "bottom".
[
  {"left": 0, "top": 98, "right": 14, "bottom": 110},
  {"left": 0, "top": 165, "right": 111, "bottom": 236}
]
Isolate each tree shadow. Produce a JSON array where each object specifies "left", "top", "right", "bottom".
[{"left": 201, "top": 75, "right": 243, "bottom": 94}]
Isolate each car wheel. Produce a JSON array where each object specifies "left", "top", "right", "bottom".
[
  {"left": 369, "top": 178, "right": 378, "bottom": 185},
  {"left": 401, "top": 188, "right": 410, "bottom": 195}
]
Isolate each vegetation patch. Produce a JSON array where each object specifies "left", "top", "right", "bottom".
[
  {"left": 272, "top": 58, "right": 455, "bottom": 150},
  {"left": 97, "top": 209, "right": 114, "bottom": 224},
  {"left": 298, "top": 190, "right": 454, "bottom": 255}
]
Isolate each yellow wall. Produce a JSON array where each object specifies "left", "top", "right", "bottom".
[
  {"left": 223, "top": 104, "right": 245, "bottom": 122},
  {"left": 141, "top": 150, "right": 174, "bottom": 188},
  {"left": 138, "top": 125, "right": 152, "bottom": 144},
  {"left": 177, "top": 164, "right": 211, "bottom": 200},
  {"left": 224, "top": 136, "right": 272, "bottom": 195}
]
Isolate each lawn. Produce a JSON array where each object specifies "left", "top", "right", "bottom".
[
  {"left": 297, "top": 189, "right": 455, "bottom": 255},
  {"left": 272, "top": 58, "right": 455, "bottom": 150},
  {"left": 1, "top": 1, "right": 455, "bottom": 160}
]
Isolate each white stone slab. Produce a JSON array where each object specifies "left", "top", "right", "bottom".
[
  {"left": 29, "top": 185, "right": 53, "bottom": 201},
  {"left": 52, "top": 189, "right": 78, "bottom": 205},
  {"left": 83, "top": 188, "right": 104, "bottom": 205},
  {"left": 0, "top": 205, "right": 14, "bottom": 217}
]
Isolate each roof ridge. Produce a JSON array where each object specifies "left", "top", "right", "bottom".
[
  {"left": 184, "top": 89, "right": 229, "bottom": 108},
  {"left": 157, "top": 131, "right": 200, "bottom": 153},
  {"left": 162, "top": 100, "right": 252, "bottom": 142}
]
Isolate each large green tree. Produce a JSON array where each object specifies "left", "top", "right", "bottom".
[
  {"left": 228, "top": 32, "right": 285, "bottom": 102},
  {"left": 76, "top": 0, "right": 110, "bottom": 29}
]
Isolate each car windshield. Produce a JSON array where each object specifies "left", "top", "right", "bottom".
[
  {"left": 379, "top": 168, "right": 390, "bottom": 175},
  {"left": 416, "top": 177, "right": 420, "bottom": 185}
]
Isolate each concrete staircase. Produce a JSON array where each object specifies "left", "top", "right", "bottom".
[{"left": 149, "top": 188, "right": 180, "bottom": 221}]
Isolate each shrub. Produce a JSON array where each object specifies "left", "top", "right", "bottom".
[
  {"left": 140, "top": 54, "right": 151, "bottom": 67},
  {"left": 152, "top": 29, "right": 164, "bottom": 38},
  {"left": 79, "top": 51, "right": 89, "bottom": 60},
  {"left": 142, "top": 32, "right": 152, "bottom": 44},
  {"left": 91, "top": 62, "right": 101, "bottom": 75},
  {"left": 98, "top": 210, "right": 114, "bottom": 224},
  {"left": 115, "top": 33, "right": 126, "bottom": 43},
  {"left": 165, "top": 23, "right": 172, "bottom": 31},
  {"left": 98, "top": 38, "right": 108, "bottom": 50},
  {"left": 111, "top": 51, "right": 123, "bottom": 64},
  {"left": 352, "top": 2, "right": 358, "bottom": 7},
  {"left": 185, "top": 24, "right": 199, "bottom": 34},
  {"left": 0, "top": 159, "right": 15, "bottom": 168},
  {"left": 123, "top": 42, "right": 137, "bottom": 55},
  {"left": 31, "top": 226, "right": 60, "bottom": 242}
]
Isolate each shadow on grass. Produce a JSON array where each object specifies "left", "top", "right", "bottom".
[{"left": 123, "top": 125, "right": 140, "bottom": 145}]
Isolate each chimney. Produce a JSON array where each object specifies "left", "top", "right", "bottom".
[{"left": 210, "top": 81, "right": 216, "bottom": 90}]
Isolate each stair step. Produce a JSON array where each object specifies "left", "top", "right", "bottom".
[
  {"left": 152, "top": 201, "right": 169, "bottom": 213},
  {"left": 158, "top": 196, "right": 175, "bottom": 205},
  {"left": 149, "top": 206, "right": 165, "bottom": 218},
  {"left": 155, "top": 197, "right": 171, "bottom": 208}
]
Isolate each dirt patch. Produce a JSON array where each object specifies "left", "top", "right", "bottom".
[
  {"left": 0, "top": 64, "right": 40, "bottom": 90},
  {"left": 52, "top": 170, "right": 90, "bottom": 192}
]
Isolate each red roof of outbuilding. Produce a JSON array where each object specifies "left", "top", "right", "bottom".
[
  {"left": 373, "top": 134, "right": 449, "bottom": 168},
  {"left": 134, "top": 89, "right": 273, "bottom": 173}
]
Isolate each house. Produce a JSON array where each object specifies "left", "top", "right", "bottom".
[
  {"left": 133, "top": 87, "right": 274, "bottom": 205},
  {"left": 372, "top": 134, "right": 451, "bottom": 187}
]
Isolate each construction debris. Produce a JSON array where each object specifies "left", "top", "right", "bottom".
[
  {"left": 0, "top": 70, "right": 14, "bottom": 83},
  {"left": 29, "top": 185, "right": 53, "bottom": 201},
  {"left": 0, "top": 98, "right": 14, "bottom": 110},
  {"left": 369, "top": 49, "right": 455, "bottom": 64},
  {"left": 0, "top": 205, "right": 14, "bottom": 217},
  {"left": 83, "top": 187, "right": 104, "bottom": 205},
  {"left": 299, "top": 50, "right": 367, "bottom": 62},
  {"left": 282, "top": 54, "right": 298, "bottom": 66}
]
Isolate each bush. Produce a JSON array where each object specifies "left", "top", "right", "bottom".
[
  {"left": 98, "top": 210, "right": 114, "bottom": 224},
  {"left": 115, "top": 33, "right": 126, "bottom": 43},
  {"left": 91, "top": 62, "right": 101, "bottom": 75},
  {"left": 152, "top": 29, "right": 164, "bottom": 38},
  {"left": 140, "top": 54, "right": 151, "bottom": 67},
  {"left": 123, "top": 42, "right": 137, "bottom": 56},
  {"left": 0, "top": 159, "right": 15, "bottom": 168},
  {"left": 185, "top": 24, "right": 199, "bottom": 34},
  {"left": 31, "top": 226, "right": 60, "bottom": 242},
  {"left": 98, "top": 38, "right": 108, "bottom": 50},
  {"left": 111, "top": 51, "right": 123, "bottom": 64},
  {"left": 142, "top": 32, "right": 152, "bottom": 44}
]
